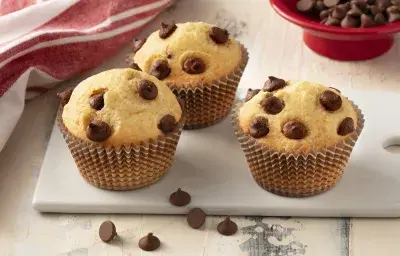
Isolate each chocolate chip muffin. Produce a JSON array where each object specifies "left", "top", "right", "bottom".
[
  {"left": 232, "top": 78, "right": 364, "bottom": 197},
  {"left": 57, "top": 68, "right": 184, "bottom": 190},
  {"left": 128, "top": 22, "right": 249, "bottom": 129}
]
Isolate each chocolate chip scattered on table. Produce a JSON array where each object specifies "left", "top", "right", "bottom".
[
  {"left": 99, "top": 221, "right": 117, "bottom": 243},
  {"left": 187, "top": 208, "right": 206, "bottom": 229},
  {"left": 217, "top": 216, "right": 238, "bottom": 236},
  {"left": 138, "top": 233, "right": 161, "bottom": 251},
  {"left": 296, "top": 0, "right": 400, "bottom": 27}
]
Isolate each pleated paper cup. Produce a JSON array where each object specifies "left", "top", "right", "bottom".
[
  {"left": 232, "top": 101, "right": 365, "bottom": 197},
  {"left": 168, "top": 44, "right": 249, "bottom": 129},
  {"left": 56, "top": 105, "right": 185, "bottom": 191}
]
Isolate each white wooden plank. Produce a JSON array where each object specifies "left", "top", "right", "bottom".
[{"left": 350, "top": 219, "right": 400, "bottom": 256}]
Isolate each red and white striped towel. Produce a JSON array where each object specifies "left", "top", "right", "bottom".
[{"left": 0, "top": 0, "right": 175, "bottom": 152}]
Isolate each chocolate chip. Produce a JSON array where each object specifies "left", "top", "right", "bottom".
[
  {"left": 388, "top": 11, "right": 400, "bottom": 22},
  {"left": 150, "top": 59, "right": 171, "bottom": 80},
  {"left": 209, "top": 26, "right": 229, "bottom": 44},
  {"left": 129, "top": 62, "right": 142, "bottom": 71},
  {"left": 249, "top": 116, "right": 270, "bottom": 138},
  {"left": 183, "top": 57, "right": 206, "bottom": 74},
  {"left": 378, "top": 0, "right": 391, "bottom": 8},
  {"left": 352, "top": 0, "right": 367, "bottom": 10},
  {"left": 348, "top": 5, "right": 364, "bottom": 16},
  {"left": 99, "top": 221, "right": 117, "bottom": 243},
  {"left": 261, "top": 96, "right": 285, "bottom": 115},
  {"left": 217, "top": 216, "right": 238, "bottom": 236},
  {"left": 320, "top": 9, "right": 331, "bottom": 19},
  {"left": 159, "top": 22, "right": 177, "bottom": 39},
  {"left": 57, "top": 88, "right": 73, "bottom": 106},
  {"left": 187, "top": 208, "right": 206, "bottom": 229},
  {"left": 263, "top": 76, "right": 287, "bottom": 92},
  {"left": 324, "top": 16, "right": 341, "bottom": 26},
  {"left": 245, "top": 89, "right": 261, "bottom": 102},
  {"left": 351, "top": 1, "right": 367, "bottom": 12},
  {"left": 332, "top": 5, "right": 348, "bottom": 19},
  {"left": 315, "top": 1, "right": 328, "bottom": 11},
  {"left": 138, "top": 80, "right": 158, "bottom": 100},
  {"left": 368, "top": 5, "right": 381, "bottom": 16},
  {"left": 133, "top": 38, "right": 146, "bottom": 53},
  {"left": 320, "top": 90, "right": 342, "bottom": 111},
  {"left": 297, "top": 0, "right": 315, "bottom": 12},
  {"left": 374, "top": 12, "right": 387, "bottom": 24},
  {"left": 158, "top": 114, "right": 177, "bottom": 133},
  {"left": 323, "top": 0, "right": 340, "bottom": 7},
  {"left": 338, "top": 117, "right": 355, "bottom": 135},
  {"left": 361, "top": 13, "right": 377, "bottom": 26},
  {"left": 86, "top": 120, "right": 111, "bottom": 142},
  {"left": 341, "top": 14, "right": 361, "bottom": 27},
  {"left": 282, "top": 121, "right": 307, "bottom": 140},
  {"left": 89, "top": 92, "right": 105, "bottom": 110},
  {"left": 139, "top": 233, "right": 160, "bottom": 251},
  {"left": 387, "top": 5, "right": 399, "bottom": 12},
  {"left": 169, "top": 188, "right": 191, "bottom": 207},
  {"left": 392, "top": 0, "right": 400, "bottom": 6}
]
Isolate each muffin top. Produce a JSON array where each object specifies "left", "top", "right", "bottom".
[
  {"left": 131, "top": 22, "right": 243, "bottom": 86},
  {"left": 61, "top": 68, "right": 182, "bottom": 146},
  {"left": 239, "top": 78, "right": 359, "bottom": 151}
]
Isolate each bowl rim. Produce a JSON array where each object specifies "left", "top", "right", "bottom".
[{"left": 270, "top": 0, "right": 400, "bottom": 35}]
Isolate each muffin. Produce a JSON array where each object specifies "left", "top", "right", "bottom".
[
  {"left": 57, "top": 68, "right": 184, "bottom": 190},
  {"left": 232, "top": 77, "right": 364, "bottom": 197},
  {"left": 128, "top": 21, "right": 249, "bottom": 129}
]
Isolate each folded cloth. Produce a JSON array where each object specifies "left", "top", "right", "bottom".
[{"left": 0, "top": 0, "right": 174, "bottom": 152}]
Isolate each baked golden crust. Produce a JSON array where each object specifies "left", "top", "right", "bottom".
[
  {"left": 132, "top": 22, "right": 242, "bottom": 86},
  {"left": 62, "top": 68, "right": 182, "bottom": 146},
  {"left": 238, "top": 80, "right": 358, "bottom": 151}
]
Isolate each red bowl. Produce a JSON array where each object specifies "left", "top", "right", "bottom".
[{"left": 270, "top": 0, "right": 400, "bottom": 60}]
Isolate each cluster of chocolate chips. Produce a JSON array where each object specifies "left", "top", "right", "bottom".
[
  {"left": 128, "top": 22, "right": 231, "bottom": 80},
  {"left": 245, "top": 76, "right": 356, "bottom": 141},
  {"left": 297, "top": 0, "right": 400, "bottom": 27},
  {"left": 168, "top": 188, "right": 238, "bottom": 236}
]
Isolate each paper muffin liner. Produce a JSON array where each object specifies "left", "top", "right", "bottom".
[
  {"left": 232, "top": 100, "right": 365, "bottom": 197},
  {"left": 167, "top": 44, "right": 249, "bottom": 129},
  {"left": 56, "top": 105, "right": 185, "bottom": 191}
]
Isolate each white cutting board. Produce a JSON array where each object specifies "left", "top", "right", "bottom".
[{"left": 33, "top": 83, "right": 400, "bottom": 217}]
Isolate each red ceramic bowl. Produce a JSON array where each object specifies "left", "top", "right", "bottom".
[{"left": 270, "top": 0, "right": 400, "bottom": 60}]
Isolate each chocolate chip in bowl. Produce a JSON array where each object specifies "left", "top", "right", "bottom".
[
  {"left": 270, "top": 0, "right": 400, "bottom": 60},
  {"left": 295, "top": 0, "right": 400, "bottom": 28}
]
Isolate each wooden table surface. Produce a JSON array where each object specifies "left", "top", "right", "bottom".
[{"left": 1, "top": 0, "right": 400, "bottom": 255}]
